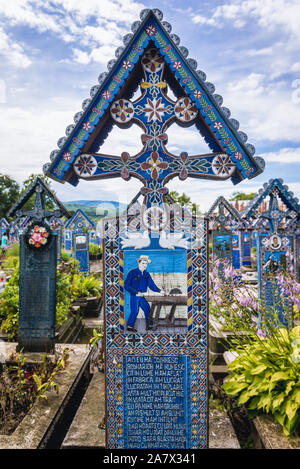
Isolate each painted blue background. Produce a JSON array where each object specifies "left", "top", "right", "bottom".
[{"left": 124, "top": 249, "right": 187, "bottom": 320}]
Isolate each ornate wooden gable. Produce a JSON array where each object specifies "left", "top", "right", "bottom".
[
  {"left": 243, "top": 178, "right": 300, "bottom": 233},
  {"left": 64, "top": 208, "right": 95, "bottom": 231},
  {"left": 7, "top": 177, "right": 70, "bottom": 222},
  {"left": 43, "top": 8, "right": 264, "bottom": 205},
  {"left": 206, "top": 195, "right": 244, "bottom": 231}
]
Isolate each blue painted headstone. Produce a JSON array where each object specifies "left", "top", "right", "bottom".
[
  {"left": 104, "top": 207, "right": 208, "bottom": 449},
  {"left": 232, "top": 232, "right": 240, "bottom": 269},
  {"left": 19, "top": 226, "right": 57, "bottom": 352},
  {"left": 73, "top": 231, "right": 90, "bottom": 275},
  {"left": 43, "top": 7, "right": 264, "bottom": 450},
  {"left": 241, "top": 231, "right": 252, "bottom": 267},
  {"left": 257, "top": 232, "right": 294, "bottom": 327},
  {"left": 7, "top": 177, "right": 70, "bottom": 352}
]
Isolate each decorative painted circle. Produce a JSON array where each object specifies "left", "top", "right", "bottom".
[
  {"left": 175, "top": 97, "right": 198, "bottom": 122},
  {"left": 74, "top": 154, "right": 97, "bottom": 177},
  {"left": 212, "top": 154, "right": 235, "bottom": 177},
  {"left": 142, "top": 206, "right": 167, "bottom": 232},
  {"left": 141, "top": 48, "right": 164, "bottom": 73},
  {"left": 110, "top": 99, "right": 134, "bottom": 124}
]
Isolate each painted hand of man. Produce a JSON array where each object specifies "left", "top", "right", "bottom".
[{"left": 136, "top": 292, "right": 144, "bottom": 297}]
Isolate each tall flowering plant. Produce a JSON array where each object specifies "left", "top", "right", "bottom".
[{"left": 209, "top": 255, "right": 259, "bottom": 335}]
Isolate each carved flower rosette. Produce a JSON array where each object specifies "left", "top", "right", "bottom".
[{"left": 26, "top": 222, "right": 51, "bottom": 249}]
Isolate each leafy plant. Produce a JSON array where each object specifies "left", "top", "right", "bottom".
[
  {"left": 0, "top": 264, "right": 20, "bottom": 340},
  {"left": 223, "top": 326, "right": 300, "bottom": 438},
  {"left": 2, "top": 243, "right": 19, "bottom": 269},
  {"left": 60, "top": 248, "right": 71, "bottom": 262},
  {"left": 70, "top": 273, "right": 102, "bottom": 299},
  {"left": 0, "top": 348, "right": 71, "bottom": 434},
  {"left": 89, "top": 243, "right": 102, "bottom": 255}
]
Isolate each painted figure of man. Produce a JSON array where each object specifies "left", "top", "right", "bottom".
[{"left": 125, "top": 255, "right": 162, "bottom": 332}]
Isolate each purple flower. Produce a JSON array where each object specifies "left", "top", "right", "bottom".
[{"left": 257, "top": 329, "right": 267, "bottom": 339}]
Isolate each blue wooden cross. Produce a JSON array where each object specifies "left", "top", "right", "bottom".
[{"left": 73, "top": 47, "right": 237, "bottom": 208}]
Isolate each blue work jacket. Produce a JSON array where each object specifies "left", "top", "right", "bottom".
[{"left": 124, "top": 268, "right": 160, "bottom": 296}]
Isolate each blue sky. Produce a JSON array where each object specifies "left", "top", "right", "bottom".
[{"left": 1, "top": 0, "right": 300, "bottom": 212}]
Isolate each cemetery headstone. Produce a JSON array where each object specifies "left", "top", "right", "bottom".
[
  {"left": 64, "top": 208, "right": 95, "bottom": 265},
  {"left": 245, "top": 178, "right": 300, "bottom": 323},
  {"left": 257, "top": 232, "right": 294, "bottom": 327},
  {"left": 73, "top": 231, "right": 90, "bottom": 275},
  {"left": 43, "top": 8, "right": 264, "bottom": 448},
  {"left": 240, "top": 230, "right": 252, "bottom": 267},
  {"left": 206, "top": 196, "right": 243, "bottom": 268},
  {"left": 7, "top": 177, "right": 70, "bottom": 352}
]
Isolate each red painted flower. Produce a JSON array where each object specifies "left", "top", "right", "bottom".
[
  {"left": 141, "top": 152, "right": 168, "bottom": 180},
  {"left": 143, "top": 97, "right": 167, "bottom": 122},
  {"left": 142, "top": 48, "right": 164, "bottom": 73},
  {"left": 102, "top": 90, "right": 112, "bottom": 100},
  {"left": 146, "top": 25, "right": 157, "bottom": 36},
  {"left": 193, "top": 90, "right": 202, "bottom": 99},
  {"left": 234, "top": 151, "right": 243, "bottom": 161},
  {"left": 63, "top": 152, "right": 72, "bottom": 162}
]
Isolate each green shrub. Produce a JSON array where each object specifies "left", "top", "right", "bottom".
[
  {"left": 89, "top": 243, "right": 102, "bottom": 255},
  {"left": 2, "top": 243, "right": 19, "bottom": 269},
  {"left": 60, "top": 248, "right": 71, "bottom": 262},
  {"left": 223, "top": 326, "right": 300, "bottom": 438},
  {"left": 0, "top": 265, "right": 20, "bottom": 340},
  {"left": 70, "top": 273, "right": 102, "bottom": 299}
]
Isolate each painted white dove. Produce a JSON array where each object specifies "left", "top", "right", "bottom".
[
  {"left": 159, "top": 231, "right": 188, "bottom": 249},
  {"left": 121, "top": 231, "right": 151, "bottom": 249}
]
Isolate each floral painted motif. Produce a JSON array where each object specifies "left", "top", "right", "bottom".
[
  {"left": 141, "top": 151, "right": 168, "bottom": 180},
  {"left": 141, "top": 179, "right": 168, "bottom": 205},
  {"left": 141, "top": 48, "right": 164, "bottom": 73},
  {"left": 110, "top": 99, "right": 134, "bottom": 123},
  {"left": 141, "top": 122, "right": 167, "bottom": 152},
  {"left": 234, "top": 152, "right": 243, "bottom": 161},
  {"left": 83, "top": 122, "right": 92, "bottom": 131},
  {"left": 145, "top": 25, "right": 157, "bottom": 36},
  {"left": 28, "top": 225, "right": 49, "bottom": 248},
  {"left": 137, "top": 97, "right": 173, "bottom": 123},
  {"left": 102, "top": 90, "right": 112, "bottom": 100},
  {"left": 140, "top": 72, "right": 167, "bottom": 98},
  {"left": 122, "top": 60, "right": 132, "bottom": 70},
  {"left": 213, "top": 122, "right": 223, "bottom": 130},
  {"left": 74, "top": 155, "right": 97, "bottom": 176},
  {"left": 174, "top": 97, "right": 198, "bottom": 122},
  {"left": 63, "top": 152, "right": 72, "bottom": 162},
  {"left": 193, "top": 90, "right": 202, "bottom": 99},
  {"left": 212, "top": 154, "right": 235, "bottom": 177},
  {"left": 173, "top": 61, "right": 182, "bottom": 70}
]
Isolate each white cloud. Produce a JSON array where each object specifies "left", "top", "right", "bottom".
[
  {"left": 261, "top": 147, "right": 300, "bottom": 164},
  {"left": 0, "top": 27, "right": 31, "bottom": 68},
  {"left": 191, "top": 0, "right": 300, "bottom": 44}
]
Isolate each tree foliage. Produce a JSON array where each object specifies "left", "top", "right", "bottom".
[
  {"left": 169, "top": 191, "right": 200, "bottom": 214},
  {"left": 229, "top": 191, "right": 256, "bottom": 201},
  {"left": 0, "top": 174, "right": 20, "bottom": 220}
]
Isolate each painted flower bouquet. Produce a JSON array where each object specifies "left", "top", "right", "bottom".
[{"left": 28, "top": 225, "right": 49, "bottom": 248}]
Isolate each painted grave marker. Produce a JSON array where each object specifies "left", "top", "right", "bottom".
[
  {"left": 245, "top": 178, "right": 300, "bottom": 323},
  {"left": 8, "top": 177, "right": 70, "bottom": 352},
  {"left": 44, "top": 8, "right": 264, "bottom": 449},
  {"left": 258, "top": 232, "right": 294, "bottom": 326}
]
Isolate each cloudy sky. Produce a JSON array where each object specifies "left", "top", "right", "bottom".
[{"left": 1, "top": 0, "right": 300, "bottom": 212}]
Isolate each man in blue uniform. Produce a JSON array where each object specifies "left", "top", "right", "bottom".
[{"left": 125, "top": 255, "right": 162, "bottom": 332}]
